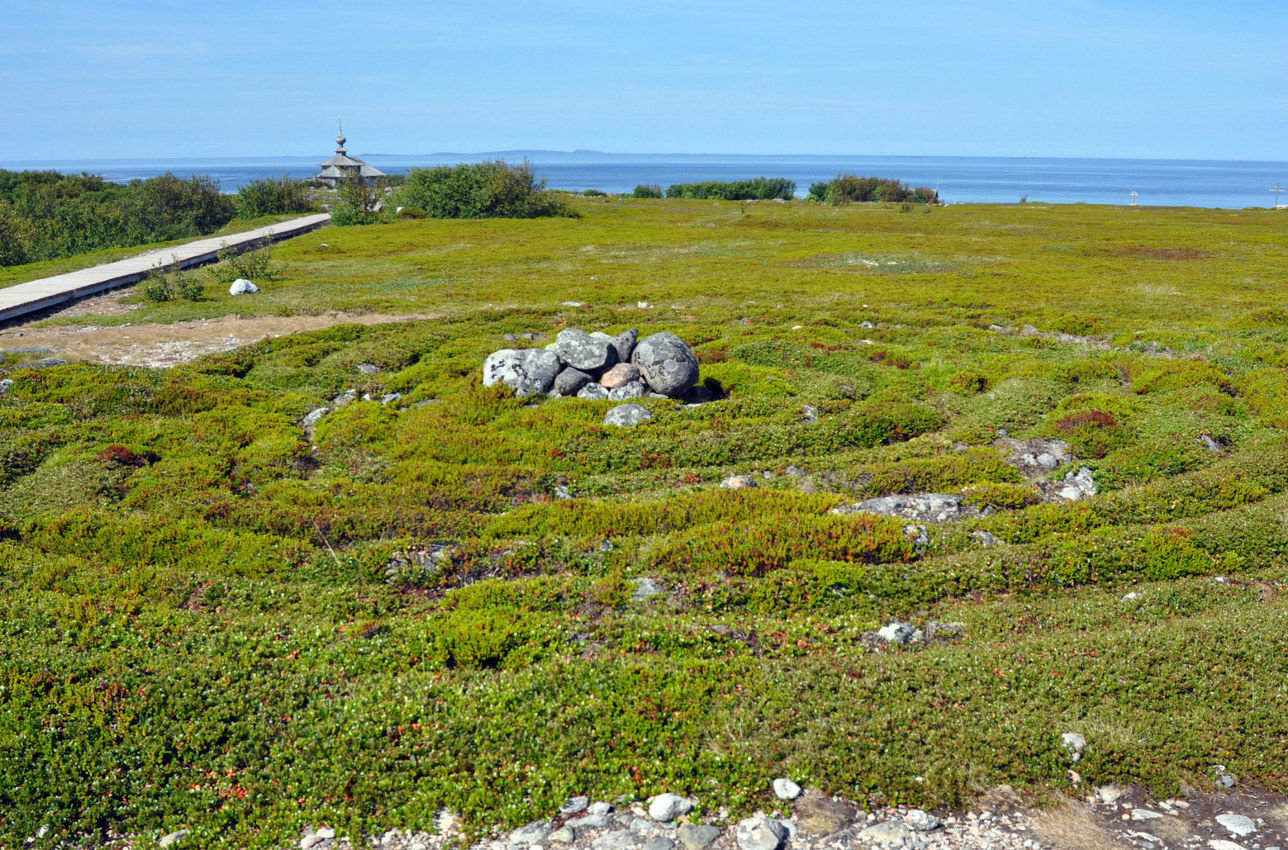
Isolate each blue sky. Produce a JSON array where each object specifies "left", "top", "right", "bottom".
[{"left": 2, "top": 0, "right": 1285, "bottom": 161}]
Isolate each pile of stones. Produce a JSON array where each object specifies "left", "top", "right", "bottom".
[{"left": 483, "top": 328, "right": 702, "bottom": 402}]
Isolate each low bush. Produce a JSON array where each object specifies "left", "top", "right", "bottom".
[
  {"left": 807, "top": 175, "right": 939, "bottom": 205},
  {"left": 665, "top": 178, "right": 795, "bottom": 201},
  {"left": 632, "top": 184, "right": 663, "bottom": 199},
  {"left": 391, "top": 161, "right": 575, "bottom": 219},
  {"left": 234, "top": 176, "right": 315, "bottom": 219}
]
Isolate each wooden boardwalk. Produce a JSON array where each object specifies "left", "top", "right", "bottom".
[{"left": 0, "top": 213, "right": 331, "bottom": 324}]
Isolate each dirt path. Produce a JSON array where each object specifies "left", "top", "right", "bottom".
[{"left": 0, "top": 290, "right": 442, "bottom": 368}]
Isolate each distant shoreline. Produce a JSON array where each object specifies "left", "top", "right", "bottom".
[{"left": 4, "top": 153, "right": 1286, "bottom": 208}]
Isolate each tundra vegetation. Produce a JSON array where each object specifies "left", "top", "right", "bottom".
[{"left": 1, "top": 196, "right": 1287, "bottom": 848}]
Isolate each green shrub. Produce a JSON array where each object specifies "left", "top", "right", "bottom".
[
  {"left": 632, "top": 184, "right": 663, "bottom": 199},
  {"left": 234, "top": 176, "right": 315, "bottom": 219},
  {"left": 810, "top": 175, "right": 940, "bottom": 205},
  {"left": 205, "top": 242, "right": 278, "bottom": 285},
  {"left": 665, "top": 178, "right": 795, "bottom": 201},
  {"left": 391, "top": 161, "right": 575, "bottom": 219}
]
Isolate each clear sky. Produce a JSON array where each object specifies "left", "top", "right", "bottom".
[{"left": 3, "top": 0, "right": 1285, "bottom": 162}]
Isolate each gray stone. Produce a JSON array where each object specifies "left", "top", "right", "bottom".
[
  {"left": 877, "top": 621, "right": 918, "bottom": 645},
  {"left": 300, "top": 836, "right": 323, "bottom": 850},
  {"left": 0, "top": 378, "right": 12, "bottom": 395},
  {"left": 630, "top": 817, "right": 656, "bottom": 835},
  {"left": 315, "top": 827, "right": 335, "bottom": 839},
  {"left": 905, "top": 809, "right": 940, "bottom": 831},
  {"left": 589, "top": 802, "right": 615, "bottom": 816},
  {"left": 1058, "top": 466, "right": 1097, "bottom": 501},
  {"left": 549, "top": 827, "right": 577, "bottom": 844},
  {"left": 592, "top": 830, "right": 638, "bottom": 850},
  {"left": 859, "top": 820, "right": 924, "bottom": 849},
  {"left": 734, "top": 814, "right": 786, "bottom": 850},
  {"left": 831, "top": 493, "right": 969, "bottom": 524},
  {"left": 483, "top": 349, "right": 561, "bottom": 398},
  {"left": 1131, "top": 809, "right": 1163, "bottom": 821},
  {"left": 971, "top": 530, "right": 1001, "bottom": 545},
  {"left": 924, "top": 621, "right": 966, "bottom": 641},
  {"left": 612, "top": 328, "right": 639, "bottom": 363},
  {"left": 677, "top": 824, "right": 722, "bottom": 850},
  {"left": 1061, "top": 731, "right": 1087, "bottom": 762},
  {"left": 578, "top": 383, "right": 611, "bottom": 400},
  {"left": 554, "top": 367, "right": 594, "bottom": 396},
  {"left": 605, "top": 403, "right": 651, "bottom": 427},
  {"left": 772, "top": 778, "right": 801, "bottom": 800},
  {"left": 357, "top": 363, "right": 380, "bottom": 374},
  {"left": 229, "top": 278, "right": 259, "bottom": 295},
  {"left": 555, "top": 328, "right": 616, "bottom": 372},
  {"left": 1198, "top": 434, "right": 1223, "bottom": 453},
  {"left": 608, "top": 380, "right": 647, "bottom": 400},
  {"left": 510, "top": 821, "right": 553, "bottom": 844},
  {"left": 642, "top": 838, "right": 674, "bottom": 850},
  {"left": 1207, "top": 841, "right": 1249, "bottom": 850},
  {"left": 792, "top": 790, "right": 856, "bottom": 836},
  {"left": 1215, "top": 814, "right": 1256, "bottom": 837},
  {"left": 631, "top": 577, "right": 666, "bottom": 602},
  {"left": 648, "top": 793, "right": 692, "bottom": 822},
  {"left": 1094, "top": 784, "right": 1126, "bottom": 804},
  {"left": 568, "top": 813, "right": 613, "bottom": 830},
  {"left": 302, "top": 406, "right": 329, "bottom": 427},
  {"left": 297, "top": 403, "right": 334, "bottom": 429},
  {"left": 601, "top": 362, "right": 642, "bottom": 389},
  {"left": 159, "top": 830, "right": 190, "bottom": 848},
  {"left": 332, "top": 389, "right": 358, "bottom": 407},
  {"left": 801, "top": 404, "right": 818, "bottom": 423},
  {"left": 721, "top": 475, "right": 758, "bottom": 489},
  {"left": 632, "top": 332, "right": 700, "bottom": 397},
  {"left": 561, "top": 796, "right": 590, "bottom": 816}
]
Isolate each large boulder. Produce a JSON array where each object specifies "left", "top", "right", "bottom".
[
  {"left": 612, "top": 328, "right": 639, "bottom": 363},
  {"left": 632, "top": 332, "right": 699, "bottom": 397},
  {"left": 483, "top": 349, "right": 561, "bottom": 398},
  {"left": 554, "top": 328, "right": 616, "bottom": 373},
  {"left": 553, "top": 367, "right": 594, "bottom": 396}
]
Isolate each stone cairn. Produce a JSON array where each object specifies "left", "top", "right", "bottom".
[{"left": 482, "top": 329, "right": 707, "bottom": 425}]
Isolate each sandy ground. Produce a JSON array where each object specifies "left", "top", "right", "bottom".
[{"left": 0, "top": 290, "right": 442, "bottom": 368}]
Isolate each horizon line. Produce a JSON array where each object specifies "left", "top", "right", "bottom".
[{"left": 5, "top": 150, "right": 1288, "bottom": 167}]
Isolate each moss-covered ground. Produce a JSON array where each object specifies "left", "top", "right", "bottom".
[{"left": 2, "top": 197, "right": 1288, "bottom": 847}]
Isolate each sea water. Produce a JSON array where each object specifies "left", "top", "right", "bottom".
[{"left": 5, "top": 152, "right": 1287, "bottom": 209}]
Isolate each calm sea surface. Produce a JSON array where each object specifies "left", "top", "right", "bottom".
[{"left": 6, "top": 152, "right": 1288, "bottom": 209}]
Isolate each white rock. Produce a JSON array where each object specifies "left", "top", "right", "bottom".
[
  {"left": 159, "top": 830, "right": 190, "bottom": 848},
  {"left": 905, "top": 809, "right": 941, "bottom": 831},
  {"left": 1208, "top": 841, "right": 1248, "bottom": 850},
  {"left": 316, "top": 827, "right": 335, "bottom": 839},
  {"left": 878, "top": 622, "right": 917, "bottom": 645},
  {"left": 1131, "top": 809, "right": 1163, "bottom": 821},
  {"left": 1215, "top": 814, "right": 1256, "bottom": 837},
  {"left": 648, "top": 793, "right": 692, "bottom": 822},
  {"left": 734, "top": 814, "right": 786, "bottom": 850},
  {"left": 772, "top": 778, "right": 801, "bottom": 800},
  {"left": 229, "top": 278, "right": 259, "bottom": 295},
  {"left": 1061, "top": 731, "right": 1086, "bottom": 761}
]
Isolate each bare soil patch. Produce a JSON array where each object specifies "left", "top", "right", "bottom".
[{"left": 0, "top": 299, "right": 442, "bottom": 368}]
